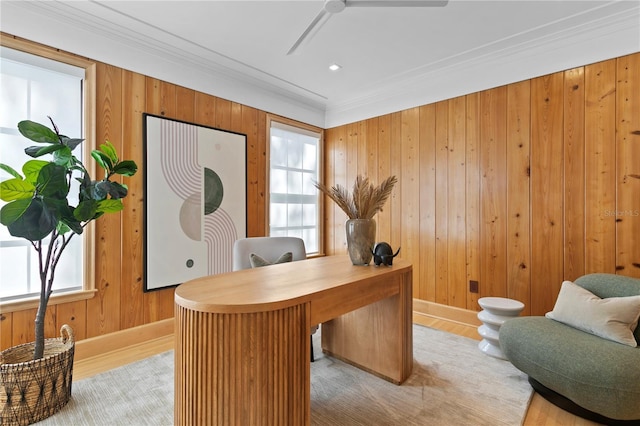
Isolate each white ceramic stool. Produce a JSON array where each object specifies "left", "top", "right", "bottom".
[{"left": 477, "top": 297, "right": 524, "bottom": 360}]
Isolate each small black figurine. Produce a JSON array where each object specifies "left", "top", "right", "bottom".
[{"left": 372, "top": 242, "right": 401, "bottom": 266}]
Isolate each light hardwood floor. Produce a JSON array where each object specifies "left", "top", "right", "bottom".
[{"left": 73, "top": 316, "right": 601, "bottom": 426}]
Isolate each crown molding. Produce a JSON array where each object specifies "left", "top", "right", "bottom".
[
  {"left": 0, "top": 1, "right": 327, "bottom": 127},
  {"left": 324, "top": 1, "right": 640, "bottom": 127},
  {"left": 2, "top": 1, "right": 638, "bottom": 130}
]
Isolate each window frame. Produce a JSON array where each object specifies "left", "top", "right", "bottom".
[
  {"left": 0, "top": 34, "right": 97, "bottom": 313},
  {"left": 266, "top": 115, "right": 324, "bottom": 257}
]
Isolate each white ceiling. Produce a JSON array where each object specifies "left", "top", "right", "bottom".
[{"left": 1, "top": 0, "right": 639, "bottom": 128}]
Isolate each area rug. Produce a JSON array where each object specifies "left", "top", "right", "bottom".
[{"left": 37, "top": 324, "right": 532, "bottom": 425}]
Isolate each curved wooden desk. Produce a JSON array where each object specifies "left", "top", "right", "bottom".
[{"left": 174, "top": 255, "right": 413, "bottom": 425}]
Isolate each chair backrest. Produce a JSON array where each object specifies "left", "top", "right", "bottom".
[{"left": 232, "top": 237, "right": 307, "bottom": 271}]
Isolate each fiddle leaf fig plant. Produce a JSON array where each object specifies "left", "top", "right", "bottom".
[{"left": 0, "top": 117, "right": 137, "bottom": 360}]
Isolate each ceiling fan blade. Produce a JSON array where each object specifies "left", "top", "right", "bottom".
[
  {"left": 346, "top": 0, "right": 448, "bottom": 7},
  {"left": 287, "top": 8, "right": 332, "bottom": 55}
]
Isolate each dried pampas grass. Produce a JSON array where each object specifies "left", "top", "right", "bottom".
[{"left": 314, "top": 175, "right": 398, "bottom": 220}]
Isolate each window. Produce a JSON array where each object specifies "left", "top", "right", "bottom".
[
  {"left": 268, "top": 119, "right": 323, "bottom": 255},
  {"left": 0, "top": 43, "right": 95, "bottom": 308}
]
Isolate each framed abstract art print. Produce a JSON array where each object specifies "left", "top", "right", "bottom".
[{"left": 143, "top": 114, "right": 247, "bottom": 291}]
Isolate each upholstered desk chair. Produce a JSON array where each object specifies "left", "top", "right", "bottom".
[{"left": 232, "top": 236, "right": 318, "bottom": 361}]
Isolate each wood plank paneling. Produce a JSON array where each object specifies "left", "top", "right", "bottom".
[
  {"left": 243, "top": 106, "right": 261, "bottom": 236},
  {"left": 389, "top": 113, "right": 403, "bottom": 253},
  {"left": 194, "top": 91, "right": 217, "bottom": 127},
  {"left": 56, "top": 300, "right": 87, "bottom": 341},
  {"left": 214, "top": 98, "right": 232, "bottom": 129},
  {"left": 357, "top": 120, "right": 368, "bottom": 177},
  {"left": 563, "top": 67, "right": 586, "bottom": 281},
  {"left": 121, "top": 70, "right": 146, "bottom": 330},
  {"left": 230, "top": 101, "right": 243, "bottom": 132},
  {"left": 377, "top": 115, "right": 392, "bottom": 244},
  {"left": 88, "top": 63, "right": 123, "bottom": 338},
  {"left": 506, "top": 81, "right": 531, "bottom": 314},
  {"left": 12, "top": 309, "right": 34, "bottom": 346},
  {"left": 479, "top": 87, "right": 508, "bottom": 300},
  {"left": 346, "top": 123, "right": 359, "bottom": 196},
  {"left": 365, "top": 118, "right": 379, "bottom": 183},
  {"left": 585, "top": 60, "right": 617, "bottom": 274},
  {"left": 447, "top": 97, "right": 467, "bottom": 308},
  {"left": 325, "top": 53, "right": 639, "bottom": 316},
  {"left": 255, "top": 110, "right": 268, "bottom": 236},
  {"left": 323, "top": 128, "right": 337, "bottom": 254},
  {"left": 174, "top": 86, "right": 195, "bottom": 122},
  {"left": 434, "top": 102, "right": 449, "bottom": 305},
  {"left": 400, "top": 108, "right": 420, "bottom": 299},
  {"left": 324, "top": 125, "right": 348, "bottom": 255},
  {"left": 616, "top": 54, "right": 640, "bottom": 277},
  {"left": 419, "top": 105, "right": 436, "bottom": 301},
  {"left": 530, "top": 74, "right": 564, "bottom": 314},
  {"left": 4, "top": 36, "right": 640, "bottom": 350},
  {"left": 465, "top": 93, "right": 481, "bottom": 309},
  {"left": 0, "top": 313, "right": 11, "bottom": 349}
]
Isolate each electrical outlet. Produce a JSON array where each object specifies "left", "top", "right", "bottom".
[{"left": 469, "top": 280, "right": 479, "bottom": 293}]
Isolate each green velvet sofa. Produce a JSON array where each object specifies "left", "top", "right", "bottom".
[{"left": 500, "top": 273, "right": 640, "bottom": 425}]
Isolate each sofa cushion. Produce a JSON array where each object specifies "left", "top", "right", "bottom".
[
  {"left": 575, "top": 273, "right": 640, "bottom": 344},
  {"left": 545, "top": 280, "right": 640, "bottom": 347},
  {"left": 249, "top": 251, "right": 292, "bottom": 268},
  {"left": 500, "top": 316, "right": 640, "bottom": 421}
]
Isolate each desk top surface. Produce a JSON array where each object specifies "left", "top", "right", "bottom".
[{"left": 174, "top": 255, "right": 411, "bottom": 314}]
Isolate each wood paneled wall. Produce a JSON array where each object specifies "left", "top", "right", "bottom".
[
  {"left": 1, "top": 36, "right": 638, "bottom": 351},
  {"left": 1, "top": 39, "right": 272, "bottom": 350},
  {"left": 324, "top": 52, "right": 640, "bottom": 316}
]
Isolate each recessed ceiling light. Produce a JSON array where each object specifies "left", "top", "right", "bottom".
[{"left": 329, "top": 63, "right": 342, "bottom": 71}]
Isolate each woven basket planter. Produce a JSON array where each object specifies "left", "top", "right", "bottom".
[{"left": 0, "top": 325, "right": 75, "bottom": 426}]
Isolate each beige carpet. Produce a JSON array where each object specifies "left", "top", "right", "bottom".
[{"left": 38, "top": 325, "right": 532, "bottom": 425}]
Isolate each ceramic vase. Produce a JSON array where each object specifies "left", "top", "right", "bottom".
[{"left": 345, "top": 219, "right": 376, "bottom": 265}]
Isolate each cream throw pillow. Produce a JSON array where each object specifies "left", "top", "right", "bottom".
[{"left": 545, "top": 280, "right": 640, "bottom": 347}]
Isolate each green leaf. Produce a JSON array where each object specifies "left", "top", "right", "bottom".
[
  {"left": 61, "top": 219, "right": 82, "bottom": 235},
  {"left": 0, "top": 178, "right": 35, "bottom": 201},
  {"left": 56, "top": 221, "right": 72, "bottom": 235},
  {"left": 97, "top": 180, "right": 128, "bottom": 199},
  {"left": 91, "top": 150, "right": 112, "bottom": 171},
  {"left": 24, "top": 143, "right": 64, "bottom": 158},
  {"left": 0, "top": 198, "right": 31, "bottom": 226},
  {"left": 79, "top": 180, "right": 104, "bottom": 201},
  {"left": 37, "top": 163, "right": 69, "bottom": 199},
  {"left": 53, "top": 146, "right": 73, "bottom": 166},
  {"left": 91, "top": 181, "right": 108, "bottom": 200},
  {"left": 61, "top": 136, "right": 84, "bottom": 151},
  {"left": 77, "top": 174, "right": 93, "bottom": 202},
  {"left": 113, "top": 160, "right": 138, "bottom": 177},
  {"left": 59, "top": 206, "right": 83, "bottom": 234},
  {"left": 0, "top": 163, "right": 22, "bottom": 179},
  {"left": 74, "top": 199, "right": 98, "bottom": 222},
  {"left": 96, "top": 198, "right": 123, "bottom": 214},
  {"left": 42, "top": 196, "right": 71, "bottom": 219},
  {"left": 99, "top": 141, "right": 118, "bottom": 164},
  {"left": 7, "top": 198, "right": 58, "bottom": 241},
  {"left": 23, "top": 160, "right": 48, "bottom": 184},
  {"left": 18, "top": 120, "right": 59, "bottom": 144}
]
